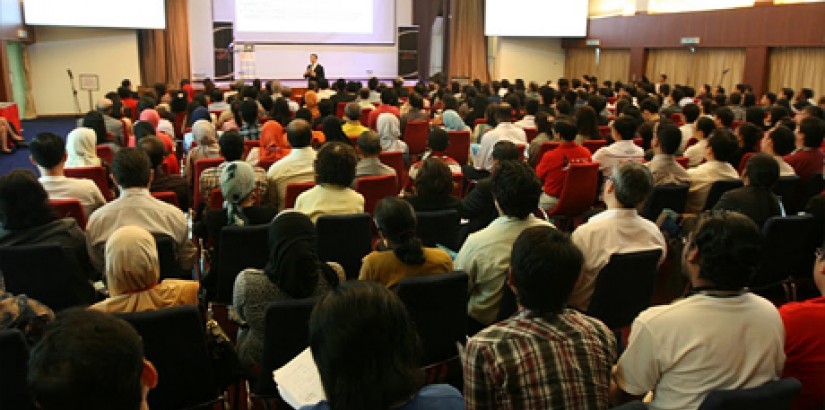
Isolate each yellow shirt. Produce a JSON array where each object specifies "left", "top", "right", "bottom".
[
  {"left": 342, "top": 122, "right": 369, "bottom": 138},
  {"left": 359, "top": 248, "right": 453, "bottom": 289}
]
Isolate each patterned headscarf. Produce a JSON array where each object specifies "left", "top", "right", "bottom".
[{"left": 220, "top": 161, "right": 256, "bottom": 226}]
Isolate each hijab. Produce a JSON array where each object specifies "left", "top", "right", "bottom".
[
  {"left": 259, "top": 120, "right": 291, "bottom": 163},
  {"left": 104, "top": 225, "right": 159, "bottom": 296},
  {"left": 442, "top": 109, "right": 469, "bottom": 131},
  {"left": 304, "top": 91, "right": 320, "bottom": 118},
  {"left": 139, "top": 109, "right": 160, "bottom": 129},
  {"left": 263, "top": 212, "right": 339, "bottom": 298},
  {"left": 322, "top": 116, "right": 352, "bottom": 146},
  {"left": 220, "top": 161, "right": 256, "bottom": 226},
  {"left": 192, "top": 119, "right": 218, "bottom": 146},
  {"left": 65, "top": 127, "right": 102, "bottom": 167},
  {"left": 377, "top": 113, "right": 402, "bottom": 151}
]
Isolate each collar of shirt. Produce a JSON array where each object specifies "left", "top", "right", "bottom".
[
  {"left": 119, "top": 187, "right": 151, "bottom": 198},
  {"left": 651, "top": 154, "right": 676, "bottom": 161},
  {"left": 488, "top": 214, "right": 540, "bottom": 228},
  {"left": 591, "top": 208, "right": 639, "bottom": 222},
  {"left": 39, "top": 175, "right": 67, "bottom": 182},
  {"left": 287, "top": 147, "right": 316, "bottom": 159}
]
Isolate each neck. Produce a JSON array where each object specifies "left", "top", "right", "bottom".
[{"left": 41, "top": 164, "right": 64, "bottom": 177}]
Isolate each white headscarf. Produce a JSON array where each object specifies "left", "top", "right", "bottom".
[
  {"left": 376, "top": 113, "right": 407, "bottom": 153},
  {"left": 65, "top": 127, "right": 102, "bottom": 168},
  {"left": 157, "top": 119, "right": 176, "bottom": 138},
  {"left": 104, "top": 225, "right": 160, "bottom": 296},
  {"left": 192, "top": 119, "right": 218, "bottom": 146}
]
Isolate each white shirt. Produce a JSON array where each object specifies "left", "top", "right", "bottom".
[
  {"left": 39, "top": 175, "right": 107, "bottom": 219},
  {"left": 85, "top": 188, "right": 196, "bottom": 273},
  {"left": 317, "top": 89, "right": 336, "bottom": 100},
  {"left": 266, "top": 147, "right": 317, "bottom": 211},
  {"left": 286, "top": 100, "right": 299, "bottom": 113},
  {"left": 472, "top": 123, "right": 527, "bottom": 172},
  {"left": 591, "top": 140, "right": 645, "bottom": 177},
  {"left": 294, "top": 184, "right": 364, "bottom": 223},
  {"left": 455, "top": 215, "right": 554, "bottom": 325},
  {"left": 678, "top": 123, "right": 694, "bottom": 152},
  {"left": 684, "top": 139, "right": 707, "bottom": 168},
  {"left": 615, "top": 293, "right": 785, "bottom": 410},
  {"left": 569, "top": 209, "right": 666, "bottom": 311},
  {"left": 775, "top": 156, "right": 797, "bottom": 177},
  {"left": 514, "top": 115, "right": 536, "bottom": 130},
  {"left": 685, "top": 160, "right": 740, "bottom": 213}
]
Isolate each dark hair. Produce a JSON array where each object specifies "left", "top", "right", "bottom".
[
  {"left": 375, "top": 197, "right": 425, "bottom": 266},
  {"left": 782, "top": 87, "right": 795, "bottom": 100},
  {"left": 524, "top": 99, "right": 539, "bottom": 116},
  {"left": 737, "top": 122, "right": 761, "bottom": 152},
  {"left": 745, "top": 106, "right": 765, "bottom": 127},
  {"left": 358, "top": 130, "right": 382, "bottom": 156},
  {"left": 613, "top": 115, "right": 638, "bottom": 140},
  {"left": 495, "top": 103, "right": 513, "bottom": 123},
  {"left": 117, "top": 86, "right": 131, "bottom": 100},
  {"left": 368, "top": 77, "right": 379, "bottom": 91},
  {"left": 414, "top": 158, "right": 453, "bottom": 198},
  {"left": 345, "top": 103, "right": 362, "bottom": 121},
  {"left": 611, "top": 162, "right": 654, "bottom": 208},
  {"left": 555, "top": 99, "right": 572, "bottom": 116},
  {"left": 81, "top": 111, "right": 108, "bottom": 145},
  {"left": 138, "top": 136, "right": 166, "bottom": 169},
  {"left": 745, "top": 153, "right": 779, "bottom": 189},
  {"left": 133, "top": 121, "right": 155, "bottom": 143},
  {"left": 799, "top": 117, "right": 825, "bottom": 148},
  {"left": 683, "top": 103, "right": 700, "bottom": 123},
  {"left": 511, "top": 226, "right": 583, "bottom": 314},
  {"left": 137, "top": 96, "right": 155, "bottom": 117},
  {"left": 492, "top": 141, "right": 520, "bottom": 161},
  {"left": 30, "top": 132, "right": 66, "bottom": 169},
  {"left": 769, "top": 106, "right": 791, "bottom": 128},
  {"left": 218, "top": 130, "right": 243, "bottom": 161},
  {"left": 271, "top": 97, "right": 292, "bottom": 128},
  {"left": 294, "top": 108, "right": 312, "bottom": 123},
  {"left": 318, "top": 99, "right": 335, "bottom": 118},
  {"left": 0, "top": 169, "right": 57, "bottom": 231},
  {"left": 575, "top": 105, "right": 598, "bottom": 139},
  {"left": 535, "top": 111, "right": 551, "bottom": 135},
  {"left": 309, "top": 281, "right": 422, "bottom": 410},
  {"left": 28, "top": 308, "right": 145, "bottom": 410},
  {"left": 381, "top": 89, "right": 398, "bottom": 106},
  {"left": 695, "top": 117, "right": 717, "bottom": 138},
  {"left": 240, "top": 100, "right": 258, "bottom": 126},
  {"left": 767, "top": 125, "right": 796, "bottom": 156},
  {"left": 656, "top": 123, "right": 682, "bottom": 155},
  {"left": 687, "top": 212, "right": 762, "bottom": 290},
  {"left": 315, "top": 142, "right": 357, "bottom": 186},
  {"left": 743, "top": 93, "right": 756, "bottom": 107},
  {"left": 492, "top": 160, "right": 541, "bottom": 218},
  {"left": 359, "top": 88, "right": 371, "bottom": 100},
  {"left": 112, "top": 148, "right": 151, "bottom": 188},
  {"left": 554, "top": 118, "right": 578, "bottom": 142},
  {"left": 639, "top": 98, "right": 660, "bottom": 114},
  {"left": 707, "top": 128, "right": 739, "bottom": 163},
  {"left": 729, "top": 92, "right": 742, "bottom": 105},
  {"left": 286, "top": 119, "right": 313, "bottom": 148},
  {"left": 428, "top": 128, "right": 449, "bottom": 152},
  {"left": 714, "top": 106, "right": 735, "bottom": 128}
]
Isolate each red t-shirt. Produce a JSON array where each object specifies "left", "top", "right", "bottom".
[
  {"left": 122, "top": 98, "right": 138, "bottom": 122},
  {"left": 535, "top": 141, "right": 592, "bottom": 197},
  {"left": 779, "top": 296, "right": 825, "bottom": 410},
  {"left": 367, "top": 105, "right": 400, "bottom": 130},
  {"left": 784, "top": 148, "right": 824, "bottom": 183}
]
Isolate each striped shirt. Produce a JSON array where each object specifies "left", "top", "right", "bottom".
[{"left": 463, "top": 309, "right": 617, "bottom": 410}]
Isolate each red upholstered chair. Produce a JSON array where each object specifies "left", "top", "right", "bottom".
[
  {"left": 96, "top": 144, "right": 114, "bottom": 165},
  {"left": 192, "top": 157, "right": 224, "bottom": 211},
  {"left": 669, "top": 113, "right": 685, "bottom": 126},
  {"left": 473, "top": 118, "right": 486, "bottom": 127},
  {"left": 355, "top": 174, "right": 398, "bottom": 216},
  {"left": 535, "top": 142, "right": 560, "bottom": 166},
  {"left": 360, "top": 108, "right": 372, "bottom": 127},
  {"left": 379, "top": 151, "right": 407, "bottom": 190},
  {"left": 597, "top": 126, "right": 611, "bottom": 139},
  {"left": 446, "top": 130, "right": 470, "bottom": 165},
  {"left": 632, "top": 137, "right": 644, "bottom": 148},
  {"left": 452, "top": 173, "right": 464, "bottom": 198},
  {"left": 49, "top": 199, "right": 87, "bottom": 230},
  {"left": 243, "top": 140, "right": 259, "bottom": 160},
  {"left": 546, "top": 162, "right": 600, "bottom": 231},
  {"left": 685, "top": 137, "right": 698, "bottom": 149},
  {"left": 515, "top": 144, "right": 527, "bottom": 161},
  {"left": 607, "top": 97, "right": 617, "bottom": 104},
  {"left": 738, "top": 152, "right": 756, "bottom": 175},
  {"left": 524, "top": 128, "right": 538, "bottom": 144},
  {"left": 64, "top": 166, "right": 113, "bottom": 201},
  {"left": 336, "top": 102, "right": 347, "bottom": 118},
  {"left": 151, "top": 191, "right": 180, "bottom": 208},
  {"left": 732, "top": 120, "right": 743, "bottom": 131},
  {"left": 404, "top": 120, "right": 429, "bottom": 159},
  {"left": 174, "top": 111, "right": 187, "bottom": 137},
  {"left": 208, "top": 188, "right": 223, "bottom": 210},
  {"left": 676, "top": 156, "right": 689, "bottom": 169},
  {"left": 582, "top": 140, "right": 607, "bottom": 155},
  {"left": 284, "top": 182, "right": 316, "bottom": 209}
]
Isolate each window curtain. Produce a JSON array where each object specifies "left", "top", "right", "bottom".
[
  {"left": 21, "top": 45, "right": 36, "bottom": 118},
  {"left": 597, "top": 49, "right": 630, "bottom": 83},
  {"left": 767, "top": 47, "right": 825, "bottom": 96},
  {"left": 646, "top": 48, "right": 744, "bottom": 92},
  {"left": 564, "top": 49, "right": 596, "bottom": 79},
  {"left": 138, "top": 0, "right": 190, "bottom": 87},
  {"left": 448, "top": 0, "right": 489, "bottom": 83}
]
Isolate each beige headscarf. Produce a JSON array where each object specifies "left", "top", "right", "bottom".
[
  {"left": 65, "top": 127, "right": 102, "bottom": 167},
  {"left": 192, "top": 119, "right": 218, "bottom": 146}
]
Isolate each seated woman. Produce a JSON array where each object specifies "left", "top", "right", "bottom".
[
  {"left": 184, "top": 119, "right": 221, "bottom": 185},
  {"left": 322, "top": 115, "right": 353, "bottom": 146},
  {"left": 89, "top": 225, "right": 199, "bottom": 313},
  {"left": 404, "top": 158, "right": 462, "bottom": 213},
  {"left": 377, "top": 113, "right": 409, "bottom": 164},
  {"left": 301, "top": 281, "right": 464, "bottom": 410},
  {"left": 295, "top": 142, "right": 364, "bottom": 223},
  {"left": 65, "top": 127, "right": 104, "bottom": 168},
  {"left": 0, "top": 170, "right": 97, "bottom": 305},
  {"left": 233, "top": 211, "right": 343, "bottom": 373},
  {"left": 713, "top": 153, "right": 783, "bottom": 228},
  {"left": 359, "top": 196, "right": 453, "bottom": 289},
  {"left": 0, "top": 116, "right": 27, "bottom": 153}
]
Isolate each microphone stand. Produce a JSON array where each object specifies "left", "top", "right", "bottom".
[
  {"left": 717, "top": 68, "right": 730, "bottom": 90},
  {"left": 67, "top": 69, "right": 81, "bottom": 116}
]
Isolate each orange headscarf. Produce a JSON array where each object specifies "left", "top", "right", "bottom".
[
  {"left": 304, "top": 91, "right": 320, "bottom": 119},
  {"left": 259, "top": 120, "right": 291, "bottom": 163}
]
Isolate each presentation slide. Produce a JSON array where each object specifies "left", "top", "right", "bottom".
[
  {"left": 234, "top": 0, "right": 395, "bottom": 44},
  {"left": 485, "top": 0, "right": 588, "bottom": 37},
  {"left": 23, "top": 0, "right": 165, "bottom": 29}
]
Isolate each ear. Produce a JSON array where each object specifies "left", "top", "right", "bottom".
[
  {"left": 141, "top": 359, "right": 158, "bottom": 389},
  {"left": 686, "top": 244, "right": 701, "bottom": 265}
]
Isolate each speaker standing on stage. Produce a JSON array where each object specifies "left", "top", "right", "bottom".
[{"left": 304, "top": 53, "right": 325, "bottom": 84}]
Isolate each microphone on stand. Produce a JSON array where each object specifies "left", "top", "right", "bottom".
[{"left": 67, "top": 69, "right": 73, "bottom": 79}]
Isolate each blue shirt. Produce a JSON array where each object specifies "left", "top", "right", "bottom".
[{"left": 299, "top": 384, "right": 465, "bottom": 410}]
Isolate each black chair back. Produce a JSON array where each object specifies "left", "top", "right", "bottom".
[
  {"left": 396, "top": 271, "right": 468, "bottom": 365},
  {"left": 416, "top": 210, "right": 460, "bottom": 251},
  {"left": 773, "top": 175, "right": 800, "bottom": 209},
  {"left": 0, "top": 329, "right": 35, "bottom": 410},
  {"left": 316, "top": 213, "right": 372, "bottom": 280},
  {"left": 497, "top": 280, "right": 518, "bottom": 322},
  {"left": 216, "top": 224, "right": 271, "bottom": 303},
  {"left": 642, "top": 184, "right": 689, "bottom": 221},
  {"left": 255, "top": 298, "right": 317, "bottom": 395},
  {"left": 698, "top": 378, "right": 802, "bottom": 410},
  {"left": 0, "top": 244, "right": 89, "bottom": 311},
  {"left": 751, "top": 215, "right": 815, "bottom": 290},
  {"left": 608, "top": 401, "right": 648, "bottom": 410},
  {"left": 152, "top": 233, "right": 185, "bottom": 280},
  {"left": 115, "top": 305, "right": 218, "bottom": 410},
  {"left": 703, "top": 179, "right": 744, "bottom": 210},
  {"left": 587, "top": 249, "right": 663, "bottom": 329}
]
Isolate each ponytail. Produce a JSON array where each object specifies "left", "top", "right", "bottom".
[{"left": 391, "top": 230, "right": 426, "bottom": 266}]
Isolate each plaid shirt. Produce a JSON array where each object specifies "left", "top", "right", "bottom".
[
  {"left": 238, "top": 123, "right": 262, "bottom": 141},
  {"left": 464, "top": 309, "right": 617, "bottom": 410},
  {"left": 199, "top": 162, "right": 269, "bottom": 203}
]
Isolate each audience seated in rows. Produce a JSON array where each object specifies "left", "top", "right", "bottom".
[
  {"left": 184, "top": 119, "right": 221, "bottom": 185},
  {"left": 679, "top": 103, "right": 701, "bottom": 152},
  {"left": 65, "top": 127, "right": 104, "bottom": 169},
  {"left": 295, "top": 141, "right": 364, "bottom": 223},
  {"left": 376, "top": 112, "right": 409, "bottom": 161},
  {"left": 713, "top": 153, "right": 783, "bottom": 227},
  {"left": 267, "top": 119, "right": 317, "bottom": 210},
  {"left": 536, "top": 118, "right": 592, "bottom": 210},
  {"left": 405, "top": 158, "right": 462, "bottom": 213},
  {"left": 400, "top": 93, "right": 429, "bottom": 132},
  {"left": 408, "top": 128, "right": 462, "bottom": 182},
  {"left": 593, "top": 116, "right": 644, "bottom": 178},
  {"left": 467, "top": 104, "right": 527, "bottom": 180},
  {"left": 729, "top": 122, "right": 761, "bottom": 170},
  {"left": 647, "top": 122, "right": 691, "bottom": 186},
  {"left": 685, "top": 129, "right": 741, "bottom": 213},
  {"left": 200, "top": 130, "right": 268, "bottom": 203},
  {"left": 355, "top": 130, "right": 396, "bottom": 181},
  {"left": 238, "top": 100, "right": 262, "bottom": 141}
]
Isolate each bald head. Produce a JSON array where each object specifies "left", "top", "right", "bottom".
[
  {"left": 287, "top": 119, "right": 312, "bottom": 148},
  {"left": 358, "top": 130, "right": 382, "bottom": 157}
]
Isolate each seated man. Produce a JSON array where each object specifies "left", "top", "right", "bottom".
[
  {"left": 611, "top": 212, "right": 785, "bottom": 410},
  {"left": 464, "top": 226, "right": 616, "bottom": 410},
  {"left": 355, "top": 130, "right": 396, "bottom": 179},
  {"left": 647, "top": 122, "right": 691, "bottom": 186},
  {"left": 85, "top": 148, "right": 197, "bottom": 273},
  {"left": 514, "top": 99, "right": 538, "bottom": 129},
  {"left": 267, "top": 119, "right": 317, "bottom": 211},
  {"left": 139, "top": 136, "right": 190, "bottom": 211},
  {"left": 714, "top": 106, "right": 736, "bottom": 131},
  {"left": 569, "top": 162, "right": 666, "bottom": 311},
  {"left": 455, "top": 160, "right": 553, "bottom": 333},
  {"left": 592, "top": 115, "right": 644, "bottom": 178},
  {"left": 679, "top": 103, "right": 701, "bottom": 152},
  {"left": 367, "top": 89, "right": 401, "bottom": 130},
  {"left": 28, "top": 308, "right": 158, "bottom": 410},
  {"left": 295, "top": 142, "right": 364, "bottom": 223},
  {"left": 199, "top": 130, "right": 268, "bottom": 205},
  {"left": 683, "top": 117, "right": 716, "bottom": 168},
  {"left": 357, "top": 88, "right": 376, "bottom": 111},
  {"left": 466, "top": 103, "right": 527, "bottom": 181},
  {"left": 536, "top": 119, "right": 592, "bottom": 210},
  {"left": 761, "top": 126, "right": 797, "bottom": 177},
  {"left": 685, "top": 129, "right": 741, "bottom": 213},
  {"left": 785, "top": 116, "right": 825, "bottom": 185},
  {"left": 29, "top": 132, "right": 106, "bottom": 218},
  {"left": 342, "top": 103, "right": 369, "bottom": 138},
  {"left": 408, "top": 128, "right": 462, "bottom": 182},
  {"left": 713, "top": 153, "right": 782, "bottom": 228}
]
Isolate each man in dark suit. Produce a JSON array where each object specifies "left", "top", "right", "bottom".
[{"left": 303, "top": 53, "right": 325, "bottom": 85}]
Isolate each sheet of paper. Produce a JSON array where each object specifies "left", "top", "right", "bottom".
[{"left": 273, "top": 347, "right": 327, "bottom": 409}]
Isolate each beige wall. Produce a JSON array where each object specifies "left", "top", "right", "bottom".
[{"left": 490, "top": 37, "right": 565, "bottom": 84}]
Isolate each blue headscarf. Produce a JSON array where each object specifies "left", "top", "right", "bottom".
[
  {"left": 442, "top": 110, "right": 469, "bottom": 132},
  {"left": 191, "top": 107, "right": 210, "bottom": 124}
]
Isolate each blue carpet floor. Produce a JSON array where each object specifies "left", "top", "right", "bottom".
[{"left": 0, "top": 117, "right": 79, "bottom": 175}]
